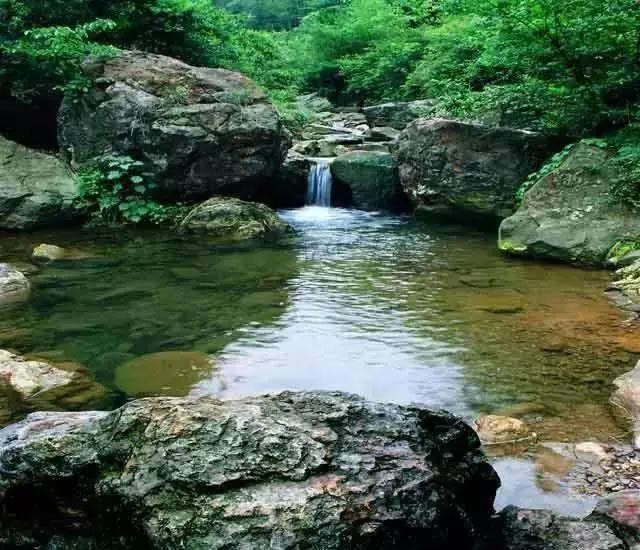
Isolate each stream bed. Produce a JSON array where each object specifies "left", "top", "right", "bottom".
[{"left": 0, "top": 206, "right": 638, "bottom": 516}]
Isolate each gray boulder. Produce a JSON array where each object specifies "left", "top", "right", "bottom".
[
  {"left": 0, "top": 135, "right": 79, "bottom": 229},
  {"left": 499, "top": 143, "right": 640, "bottom": 265},
  {"left": 363, "top": 100, "right": 436, "bottom": 130},
  {"left": 331, "top": 151, "right": 408, "bottom": 211},
  {"left": 391, "top": 119, "right": 550, "bottom": 222},
  {"left": 59, "top": 50, "right": 288, "bottom": 202},
  {"left": 0, "top": 391, "right": 500, "bottom": 549},
  {"left": 179, "top": 197, "right": 291, "bottom": 240}
]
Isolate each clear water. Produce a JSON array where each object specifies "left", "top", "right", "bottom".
[{"left": 1, "top": 206, "right": 638, "bottom": 515}]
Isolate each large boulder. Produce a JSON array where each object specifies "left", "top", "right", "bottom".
[
  {"left": 58, "top": 50, "right": 288, "bottom": 202},
  {"left": 0, "top": 135, "right": 79, "bottom": 229},
  {"left": 0, "top": 264, "right": 30, "bottom": 305},
  {"left": 0, "top": 391, "right": 500, "bottom": 549},
  {"left": 179, "top": 197, "right": 292, "bottom": 240},
  {"left": 363, "top": 100, "right": 437, "bottom": 130},
  {"left": 499, "top": 144, "right": 640, "bottom": 265},
  {"left": 391, "top": 119, "right": 550, "bottom": 222},
  {"left": 331, "top": 151, "right": 408, "bottom": 211}
]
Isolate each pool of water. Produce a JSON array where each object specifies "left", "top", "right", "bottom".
[{"left": 1, "top": 206, "right": 638, "bottom": 515}]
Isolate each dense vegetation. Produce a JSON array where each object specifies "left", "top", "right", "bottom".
[{"left": 2, "top": 0, "right": 638, "bottom": 138}]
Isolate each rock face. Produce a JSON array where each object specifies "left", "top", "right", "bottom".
[
  {"left": 331, "top": 151, "right": 408, "bottom": 211},
  {"left": 0, "top": 264, "right": 30, "bottom": 304},
  {"left": 391, "top": 119, "right": 550, "bottom": 222},
  {"left": 611, "top": 360, "right": 640, "bottom": 449},
  {"left": 0, "top": 350, "right": 106, "bottom": 425},
  {"left": 179, "top": 197, "right": 291, "bottom": 240},
  {"left": 363, "top": 100, "right": 436, "bottom": 130},
  {"left": 58, "top": 50, "right": 288, "bottom": 202},
  {"left": 499, "top": 144, "right": 640, "bottom": 265},
  {"left": 0, "top": 391, "right": 500, "bottom": 549},
  {"left": 0, "top": 135, "right": 79, "bottom": 230}
]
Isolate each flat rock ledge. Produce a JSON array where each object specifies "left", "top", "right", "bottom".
[{"left": 0, "top": 391, "right": 499, "bottom": 549}]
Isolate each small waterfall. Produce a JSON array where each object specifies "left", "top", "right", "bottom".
[{"left": 307, "top": 161, "right": 333, "bottom": 207}]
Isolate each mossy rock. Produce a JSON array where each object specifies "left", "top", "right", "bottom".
[
  {"left": 331, "top": 151, "right": 408, "bottom": 212},
  {"left": 499, "top": 143, "right": 640, "bottom": 266},
  {"left": 179, "top": 197, "right": 292, "bottom": 241},
  {"left": 115, "top": 351, "right": 215, "bottom": 397}
]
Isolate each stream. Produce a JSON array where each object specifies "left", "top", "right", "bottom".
[{"left": 0, "top": 206, "right": 638, "bottom": 516}]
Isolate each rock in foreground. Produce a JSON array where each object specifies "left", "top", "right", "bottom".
[
  {"left": 0, "top": 135, "right": 79, "bottom": 230},
  {"left": 59, "top": 50, "right": 288, "bottom": 202},
  {"left": 179, "top": 197, "right": 291, "bottom": 240},
  {"left": 499, "top": 143, "right": 640, "bottom": 265},
  {"left": 391, "top": 119, "right": 550, "bottom": 222},
  {"left": 0, "top": 391, "right": 499, "bottom": 549}
]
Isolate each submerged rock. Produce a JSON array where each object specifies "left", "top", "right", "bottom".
[
  {"left": 0, "top": 350, "right": 106, "bottom": 423},
  {"left": 179, "top": 197, "right": 292, "bottom": 240},
  {"left": 59, "top": 50, "right": 288, "bottom": 202},
  {"left": 331, "top": 151, "right": 408, "bottom": 211},
  {"left": 0, "top": 135, "right": 80, "bottom": 230},
  {"left": 474, "top": 415, "right": 536, "bottom": 445},
  {"left": 0, "top": 391, "right": 499, "bottom": 549},
  {"left": 611, "top": 360, "right": 640, "bottom": 449},
  {"left": 32, "top": 243, "right": 90, "bottom": 262},
  {"left": 391, "top": 119, "right": 550, "bottom": 223},
  {"left": 499, "top": 144, "right": 640, "bottom": 265},
  {"left": 0, "top": 264, "right": 30, "bottom": 304},
  {"left": 115, "top": 351, "right": 214, "bottom": 397}
]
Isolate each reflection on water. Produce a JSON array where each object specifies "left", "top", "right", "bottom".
[{"left": 0, "top": 206, "right": 638, "bottom": 516}]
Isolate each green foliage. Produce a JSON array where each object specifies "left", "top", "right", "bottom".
[
  {"left": 76, "top": 155, "right": 187, "bottom": 226},
  {"left": 607, "top": 240, "right": 640, "bottom": 263},
  {"left": 0, "top": 0, "right": 240, "bottom": 103},
  {"left": 1, "top": 19, "right": 117, "bottom": 101}
]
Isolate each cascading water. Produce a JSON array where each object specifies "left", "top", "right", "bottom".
[{"left": 306, "top": 161, "right": 333, "bottom": 207}]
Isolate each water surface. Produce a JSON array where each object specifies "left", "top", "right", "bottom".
[{"left": 1, "top": 207, "right": 638, "bottom": 515}]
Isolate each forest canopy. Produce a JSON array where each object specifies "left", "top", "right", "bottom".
[{"left": 0, "top": 0, "right": 639, "bottom": 139}]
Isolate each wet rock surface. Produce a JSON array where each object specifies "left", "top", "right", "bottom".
[
  {"left": 0, "top": 391, "right": 499, "bottom": 549},
  {"left": 58, "top": 50, "right": 288, "bottom": 202},
  {"left": 391, "top": 118, "right": 550, "bottom": 223},
  {"left": 0, "top": 349, "right": 107, "bottom": 425}
]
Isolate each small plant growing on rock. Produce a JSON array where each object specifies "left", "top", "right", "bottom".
[{"left": 76, "top": 155, "right": 187, "bottom": 226}]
